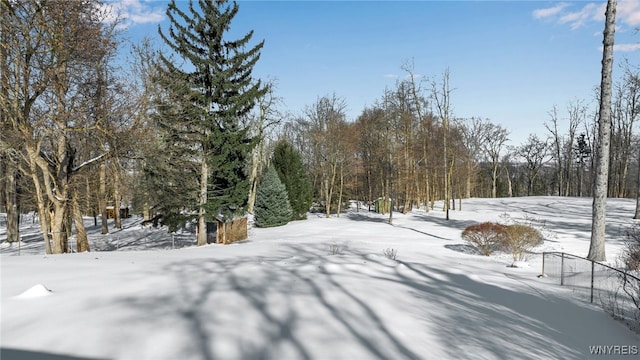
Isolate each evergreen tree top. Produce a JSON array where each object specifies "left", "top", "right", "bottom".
[
  {"left": 158, "top": 0, "right": 267, "bottom": 122},
  {"left": 152, "top": 0, "right": 265, "bottom": 220}
]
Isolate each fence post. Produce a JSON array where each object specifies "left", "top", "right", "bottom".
[
  {"left": 590, "top": 260, "right": 595, "bottom": 303},
  {"left": 560, "top": 253, "right": 566, "bottom": 286},
  {"left": 541, "top": 252, "right": 546, "bottom": 277}
]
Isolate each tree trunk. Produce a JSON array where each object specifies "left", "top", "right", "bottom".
[
  {"left": 427, "top": 174, "right": 433, "bottom": 210},
  {"left": 448, "top": 158, "right": 455, "bottom": 216},
  {"left": 548, "top": 107, "right": 563, "bottom": 196},
  {"left": 99, "top": 163, "right": 108, "bottom": 234},
  {"left": 508, "top": 177, "right": 513, "bottom": 198},
  {"left": 465, "top": 162, "right": 473, "bottom": 199},
  {"left": 5, "top": 153, "right": 19, "bottom": 242},
  {"left": 85, "top": 176, "right": 93, "bottom": 222},
  {"left": 325, "top": 161, "right": 338, "bottom": 218},
  {"left": 27, "top": 153, "right": 52, "bottom": 254},
  {"left": 143, "top": 200, "right": 150, "bottom": 222},
  {"left": 424, "top": 152, "right": 431, "bottom": 212},
  {"left": 577, "top": 161, "right": 584, "bottom": 197},
  {"left": 389, "top": 177, "right": 393, "bottom": 224},
  {"left": 197, "top": 158, "right": 208, "bottom": 246},
  {"left": 51, "top": 201, "right": 67, "bottom": 254},
  {"left": 323, "top": 178, "right": 330, "bottom": 217},
  {"left": 337, "top": 163, "right": 344, "bottom": 217},
  {"left": 0, "top": 154, "right": 5, "bottom": 214},
  {"left": 634, "top": 147, "right": 640, "bottom": 219},
  {"left": 589, "top": 0, "right": 616, "bottom": 262},
  {"left": 492, "top": 164, "right": 499, "bottom": 198},
  {"left": 367, "top": 168, "right": 373, "bottom": 210},
  {"left": 0, "top": 10, "right": 6, "bottom": 214},
  {"left": 247, "top": 140, "right": 262, "bottom": 214},
  {"left": 72, "top": 192, "right": 90, "bottom": 252},
  {"left": 403, "top": 183, "right": 410, "bottom": 214},
  {"left": 114, "top": 166, "right": 121, "bottom": 229},
  {"left": 443, "top": 123, "right": 449, "bottom": 219}
]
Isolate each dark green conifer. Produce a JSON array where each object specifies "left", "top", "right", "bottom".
[
  {"left": 154, "top": 0, "right": 267, "bottom": 243},
  {"left": 254, "top": 166, "right": 292, "bottom": 228},
  {"left": 272, "top": 140, "right": 313, "bottom": 220}
]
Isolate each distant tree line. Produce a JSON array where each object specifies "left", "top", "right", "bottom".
[{"left": 280, "top": 64, "right": 639, "bottom": 217}]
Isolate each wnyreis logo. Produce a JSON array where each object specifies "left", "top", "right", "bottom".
[{"left": 589, "top": 345, "right": 639, "bottom": 356}]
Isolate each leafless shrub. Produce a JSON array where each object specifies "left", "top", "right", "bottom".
[
  {"left": 520, "top": 214, "right": 556, "bottom": 242},
  {"left": 500, "top": 212, "right": 556, "bottom": 243},
  {"left": 616, "top": 223, "right": 640, "bottom": 331},
  {"left": 621, "top": 223, "right": 640, "bottom": 270},
  {"left": 461, "top": 222, "right": 507, "bottom": 256},
  {"left": 328, "top": 243, "right": 346, "bottom": 256},
  {"left": 503, "top": 224, "right": 544, "bottom": 262},
  {"left": 383, "top": 248, "right": 398, "bottom": 260},
  {"left": 604, "top": 268, "right": 640, "bottom": 333}
]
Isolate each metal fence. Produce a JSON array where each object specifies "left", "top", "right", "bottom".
[{"left": 541, "top": 252, "right": 640, "bottom": 333}]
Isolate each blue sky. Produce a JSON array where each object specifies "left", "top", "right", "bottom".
[{"left": 105, "top": 0, "right": 640, "bottom": 145}]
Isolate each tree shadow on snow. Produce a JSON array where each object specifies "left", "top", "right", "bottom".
[
  {"left": 407, "top": 212, "right": 476, "bottom": 233},
  {"left": 102, "top": 242, "right": 632, "bottom": 360},
  {"left": 493, "top": 197, "right": 635, "bottom": 248},
  {"left": 346, "top": 211, "right": 468, "bottom": 241},
  {"left": 106, "top": 244, "right": 421, "bottom": 359},
  {"left": 345, "top": 212, "right": 390, "bottom": 224},
  {"left": 0, "top": 348, "right": 108, "bottom": 360},
  {"left": 444, "top": 243, "right": 483, "bottom": 255}
]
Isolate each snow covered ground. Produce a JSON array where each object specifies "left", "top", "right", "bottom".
[{"left": 1, "top": 196, "right": 639, "bottom": 359}]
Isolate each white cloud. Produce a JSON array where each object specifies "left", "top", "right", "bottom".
[
  {"left": 384, "top": 74, "right": 399, "bottom": 79},
  {"left": 597, "top": 43, "right": 640, "bottom": 52},
  {"left": 613, "top": 43, "right": 640, "bottom": 52},
  {"left": 618, "top": 0, "right": 640, "bottom": 26},
  {"left": 101, "top": 0, "right": 166, "bottom": 28},
  {"left": 129, "top": 10, "right": 166, "bottom": 24},
  {"left": 533, "top": 0, "right": 640, "bottom": 30},
  {"left": 532, "top": 3, "right": 570, "bottom": 19},
  {"left": 558, "top": 3, "right": 603, "bottom": 30}
]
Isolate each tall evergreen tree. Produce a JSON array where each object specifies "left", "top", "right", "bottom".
[
  {"left": 156, "top": 0, "right": 267, "bottom": 245},
  {"left": 272, "top": 140, "right": 313, "bottom": 220},
  {"left": 254, "top": 166, "right": 292, "bottom": 228}
]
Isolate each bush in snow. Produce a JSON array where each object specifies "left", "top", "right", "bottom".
[
  {"left": 503, "top": 224, "right": 543, "bottom": 262},
  {"left": 613, "top": 224, "right": 640, "bottom": 332},
  {"left": 254, "top": 166, "right": 293, "bottom": 228},
  {"left": 383, "top": 248, "right": 398, "bottom": 260},
  {"left": 621, "top": 223, "right": 640, "bottom": 270},
  {"left": 461, "top": 222, "right": 507, "bottom": 256},
  {"left": 328, "top": 243, "right": 346, "bottom": 255},
  {"left": 500, "top": 212, "right": 557, "bottom": 243}
]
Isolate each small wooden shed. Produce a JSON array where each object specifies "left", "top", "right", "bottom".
[
  {"left": 373, "top": 198, "right": 391, "bottom": 214},
  {"left": 206, "top": 215, "right": 248, "bottom": 245},
  {"left": 106, "top": 206, "right": 130, "bottom": 219}
]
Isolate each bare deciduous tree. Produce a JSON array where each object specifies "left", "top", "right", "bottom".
[
  {"left": 516, "top": 134, "right": 551, "bottom": 196},
  {"left": 589, "top": 0, "right": 617, "bottom": 262},
  {"left": 2, "top": 0, "right": 117, "bottom": 253},
  {"left": 460, "top": 118, "right": 489, "bottom": 199},
  {"left": 247, "top": 83, "right": 283, "bottom": 214},
  {"left": 481, "top": 123, "right": 510, "bottom": 198},
  {"left": 304, "top": 95, "right": 349, "bottom": 217},
  {"left": 431, "top": 69, "right": 454, "bottom": 219},
  {"left": 610, "top": 63, "right": 638, "bottom": 198}
]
